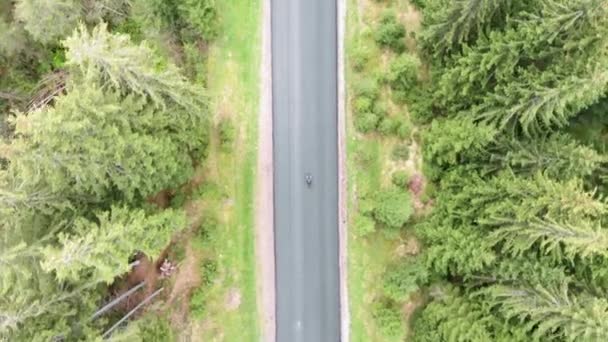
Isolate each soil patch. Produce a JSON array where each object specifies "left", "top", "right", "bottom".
[{"left": 225, "top": 287, "right": 242, "bottom": 311}]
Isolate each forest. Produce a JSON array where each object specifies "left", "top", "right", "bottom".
[
  {"left": 362, "top": 0, "right": 608, "bottom": 340},
  {"left": 0, "top": 0, "right": 219, "bottom": 340}
]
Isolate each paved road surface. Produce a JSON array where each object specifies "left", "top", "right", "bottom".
[{"left": 272, "top": 0, "right": 340, "bottom": 341}]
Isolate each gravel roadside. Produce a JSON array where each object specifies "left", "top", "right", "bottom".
[
  {"left": 255, "top": 0, "right": 276, "bottom": 340},
  {"left": 337, "top": 0, "right": 350, "bottom": 340}
]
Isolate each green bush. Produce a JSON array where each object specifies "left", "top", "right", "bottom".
[
  {"left": 353, "top": 77, "right": 380, "bottom": 99},
  {"left": 189, "top": 287, "right": 208, "bottom": 319},
  {"left": 353, "top": 96, "right": 374, "bottom": 115},
  {"left": 354, "top": 112, "right": 380, "bottom": 133},
  {"left": 192, "top": 215, "right": 219, "bottom": 250},
  {"left": 410, "top": 0, "right": 428, "bottom": 9},
  {"left": 378, "top": 117, "right": 398, "bottom": 136},
  {"left": 137, "top": 314, "right": 176, "bottom": 341},
  {"left": 383, "top": 259, "right": 429, "bottom": 301},
  {"left": 372, "top": 299, "right": 405, "bottom": 338},
  {"left": 373, "top": 189, "right": 413, "bottom": 230},
  {"left": 170, "top": 190, "right": 188, "bottom": 208},
  {"left": 201, "top": 259, "right": 218, "bottom": 286},
  {"left": 391, "top": 170, "right": 410, "bottom": 188},
  {"left": 218, "top": 118, "right": 236, "bottom": 150},
  {"left": 359, "top": 197, "right": 376, "bottom": 216},
  {"left": 354, "top": 143, "right": 377, "bottom": 168},
  {"left": 391, "top": 144, "right": 410, "bottom": 161},
  {"left": 386, "top": 54, "right": 421, "bottom": 95},
  {"left": 178, "top": 0, "right": 219, "bottom": 42},
  {"left": 183, "top": 42, "right": 208, "bottom": 84},
  {"left": 374, "top": 11, "right": 406, "bottom": 52},
  {"left": 194, "top": 181, "right": 225, "bottom": 200},
  {"left": 354, "top": 214, "right": 376, "bottom": 236},
  {"left": 372, "top": 101, "right": 389, "bottom": 119},
  {"left": 394, "top": 118, "right": 412, "bottom": 139},
  {"left": 350, "top": 42, "right": 372, "bottom": 71}
]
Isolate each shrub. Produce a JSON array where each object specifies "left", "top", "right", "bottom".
[
  {"left": 394, "top": 118, "right": 412, "bottom": 139},
  {"left": 359, "top": 197, "right": 376, "bottom": 216},
  {"left": 378, "top": 117, "right": 398, "bottom": 136},
  {"left": 373, "top": 189, "right": 413, "bottom": 230},
  {"left": 410, "top": 0, "right": 428, "bottom": 9},
  {"left": 383, "top": 259, "right": 429, "bottom": 301},
  {"left": 373, "top": 101, "right": 389, "bottom": 119},
  {"left": 372, "top": 299, "right": 405, "bottom": 338},
  {"left": 178, "top": 0, "right": 219, "bottom": 42},
  {"left": 218, "top": 118, "right": 236, "bottom": 150},
  {"left": 354, "top": 112, "right": 380, "bottom": 133},
  {"left": 353, "top": 96, "right": 374, "bottom": 115},
  {"left": 201, "top": 259, "right": 218, "bottom": 286},
  {"left": 353, "top": 77, "right": 380, "bottom": 99},
  {"left": 189, "top": 287, "right": 208, "bottom": 319},
  {"left": 350, "top": 42, "right": 372, "bottom": 71},
  {"left": 170, "top": 190, "right": 188, "bottom": 208},
  {"left": 354, "top": 143, "right": 377, "bottom": 167},
  {"left": 354, "top": 214, "right": 376, "bottom": 236},
  {"left": 194, "top": 181, "right": 225, "bottom": 200},
  {"left": 183, "top": 42, "right": 208, "bottom": 84},
  {"left": 391, "top": 170, "right": 410, "bottom": 188},
  {"left": 391, "top": 144, "right": 410, "bottom": 161},
  {"left": 386, "top": 54, "right": 421, "bottom": 95},
  {"left": 193, "top": 215, "right": 219, "bottom": 250},
  {"left": 374, "top": 11, "right": 406, "bottom": 52},
  {"left": 137, "top": 314, "right": 176, "bottom": 341}
]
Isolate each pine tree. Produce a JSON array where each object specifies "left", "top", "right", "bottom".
[
  {"left": 422, "top": 117, "right": 497, "bottom": 179},
  {"left": 486, "top": 133, "right": 606, "bottom": 180},
  {"left": 488, "top": 283, "right": 608, "bottom": 341},
  {"left": 488, "top": 218, "right": 608, "bottom": 260},
  {"left": 64, "top": 23, "right": 208, "bottom": 114},
  {"left": 435, "top": 0, "right": 608, "bottom": 114},
  {"left": 412, "top": 286, "right": 504, "bottom": 342},
  {"left": 436, "top": 171, "right": 606, "bottom": 227},
  {"left": 14, "top": 0, "right": 81, "bottom": 44},
  {"left": 41, "top": 206, "right": 186, "bottom": 283},
  {"left": 5, "top": 86, "right": 197, "bottom": 202},
  {"left": 421, "top": 0, "right": 520, "bottom": 57},
  {"left": 474, "top": 64, "right": 608, "bottom": 135}
]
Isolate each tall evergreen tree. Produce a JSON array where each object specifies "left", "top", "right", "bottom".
[
  {"left": 421, "top": 0, "right": 523, "bottom": 57},
  {"left": 5, "top": 87, "right": 196, "bottom": 202},
  {"left": 41, "top": 206, "right": 186, "bottom": 283},
  {"left": 487, "top": 133, "right": 606, "bottom": 179},
  {"left": 487, "top": 283, "right": 608, "bottom": 341},
  {"left": 64, "top": 23, "right": 208, "bottom": 114},
  {"left": 435, "top": 0, "right": 608, "bottom": 119}
]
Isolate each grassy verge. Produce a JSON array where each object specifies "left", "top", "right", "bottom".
[
  {"left": 346, "top": 0, "right": 424, "bottom": 340},
  {"left": 188, "top": 1, "right": 261, "bottom": 340}
]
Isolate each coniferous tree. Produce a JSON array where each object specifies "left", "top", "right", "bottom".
[
  {"left": 5, "top": 87, "right": 196, "bottom": 202},
  {"left": 64, "top": 23, "right": 208, "bottom": 114},
  {"left": 435, "top": 0, "right": 608, "bottom": 123},
  {"left": 14, "top": 0, "right": 81, "bottom": 44},
  {"left": 41, "top": 206, "right": 186, "bottom": 284},
  {"left": 487, "top": 283, "right": 608, "bottom": 341},
  {"left": 488, "top": 218, "right": 608, "bottom": 260},
  {"left": 421, "top": 0, "right": 522, "bottom": 57},
  {"left": 487, "top": 133, "right": 606, "bottom": 179}
]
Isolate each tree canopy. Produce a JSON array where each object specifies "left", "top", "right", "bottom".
[{"left": 387, "top": 0, "right": 608, "bottom": 340}]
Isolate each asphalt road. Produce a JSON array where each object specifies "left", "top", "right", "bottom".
[{"left": 271, "top": 0, "right": 341, "bottom": 341}]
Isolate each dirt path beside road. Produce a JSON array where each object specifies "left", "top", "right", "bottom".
[{"left": 255, "top": 0, "right": 276, "bottom": 340}]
